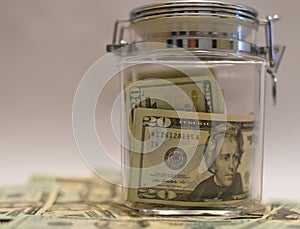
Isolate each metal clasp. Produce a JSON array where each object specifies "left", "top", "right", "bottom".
[
  {"left": 260, "top": 15, "right": 286, "bottom": 105},
  {"left": 106, "top": 20, "right": 129, "bottom": 52}
]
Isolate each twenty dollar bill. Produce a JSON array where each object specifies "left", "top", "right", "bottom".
[
  {"left": 126, "top": 108, "right": 253, "bottom": 207},
  {"left": 124, "top": 76, "right": 225, "bottom": 126}
]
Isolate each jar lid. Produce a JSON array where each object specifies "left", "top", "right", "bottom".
[
  {"left": 130, "top": 1, "right": 258, "bottom": 25},
  {"left": 108, "top": 2, "right": 285, "bottom": 105}
]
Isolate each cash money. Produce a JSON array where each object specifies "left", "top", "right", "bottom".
[
  {"left": 30, "top": 175, "right": 121, "bottom": 204},
  {"left": 125, "top": 76, "right": 225, "bottom": 127},
  {"left": 5, "top": 215, "right": 256, "bottom": 229},
  {"left": 0, "top": 184, "right": 58, "bottom": 220},
  {"left": 126, "top": 108, "right": 253, "bottom": 207},
  {"left": 2, "top": 175, "right": 299, "bottom": 228},
  {"left": 4, "top": 215, "right": 99, "bottom": 229},
  {"left": 42, "top": 202, "right": 144, "bottom": 219},
  {"left": 241, "top": 203, "right": 300, "bottom": 228},
  {"left": 29, "top": 175, "right": 127, "bottom": 219}
]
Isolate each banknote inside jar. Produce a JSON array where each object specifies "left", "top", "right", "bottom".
[{"left": 123, "top": 67, "right": 253, "bottom": 208}]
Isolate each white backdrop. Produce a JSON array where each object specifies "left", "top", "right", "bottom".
[{"left": 0, "top": 0, "right": 299, "bottom": 203}]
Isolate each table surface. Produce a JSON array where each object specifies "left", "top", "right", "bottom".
[{"left": 1, "top": 175, "right": 300, "bottom": 228}]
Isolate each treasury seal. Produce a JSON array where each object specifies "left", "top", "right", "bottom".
[{"left": 164, "top": 147, "right": 187, "bottom": 170}]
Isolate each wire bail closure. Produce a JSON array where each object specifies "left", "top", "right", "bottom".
[
  {"left": 106, "top": 20, "right": 129, "bottom": 53},
  {"left": 260, "top": 15, "right": 286, "bottom": 105},
  {"left": 106, "top": 11, "right": 285, "bottom": 106}
]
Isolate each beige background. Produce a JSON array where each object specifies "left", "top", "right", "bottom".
[{"left": 0, "top": 0, "right": 299, "bottom": 203}]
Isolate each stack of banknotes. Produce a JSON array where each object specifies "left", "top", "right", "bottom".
[
  {"left": 0, "top": 175, "right": 299, "bottom": 228},
  {"left": 123, "top": 75, "right": 254, "bottom": 207}
]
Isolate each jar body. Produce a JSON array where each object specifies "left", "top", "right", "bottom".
[{"left": 119, "top": 47, "right": 266, "bottom": 214}]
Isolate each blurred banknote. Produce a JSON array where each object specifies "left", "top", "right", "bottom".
[
  {"left": 29, "top": 175, "right": 121, "bottom": 204},
  {"left": 242, "top": 203, "right": 300, "bottom": 228},
  {"left": 29, "top": 175, "right": 125, "bottom": 219},
  {"left": 0, "top": 184, "right": 58, "bottom": 220},
  {"left": 5, "top": 215, "right": 255, "bottom": 229},
  {"left": 125, "top": 76, "right": 225, "bottom": 127}
]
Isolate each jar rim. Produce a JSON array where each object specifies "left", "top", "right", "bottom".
[{"left": 130, "top": 1, "right": 259, "bottom": 25}]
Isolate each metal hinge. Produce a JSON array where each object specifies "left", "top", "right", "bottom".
[
  {"left": 106, "top": 20, "right": 129, "bottom": 52},
  {"left": 260, "top": 15, "right": 286, "bottom": 105}
]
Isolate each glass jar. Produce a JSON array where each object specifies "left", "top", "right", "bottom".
[{"left": 106, "top": 1, "right": 285, "bottom": 216}]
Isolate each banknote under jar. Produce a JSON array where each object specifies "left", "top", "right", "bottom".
[{"left": 107, "top": 1, "right": 285, "bottom": 215}]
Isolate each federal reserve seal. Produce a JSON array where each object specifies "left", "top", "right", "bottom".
[{"left": 164, "top": 147, "right": 187, "bottom": 170}]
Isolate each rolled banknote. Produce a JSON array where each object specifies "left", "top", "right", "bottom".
[{"left": 124, "top": 75, "right": 225, "bottom": 127}]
